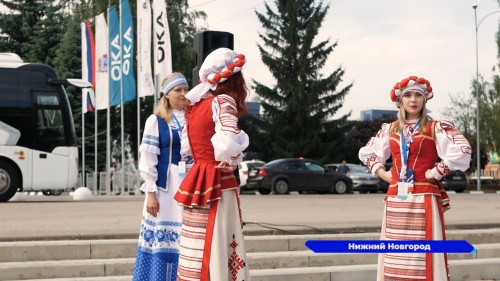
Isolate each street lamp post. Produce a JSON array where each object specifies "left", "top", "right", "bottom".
[
  {"left": 472, "top": 5, "right": 500, "bottom": 191},
  {"left": 473, "top": 5, "right": 481, "bottom": 191}
]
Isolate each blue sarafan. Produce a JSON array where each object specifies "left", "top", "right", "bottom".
[{"left": 246, "top": 158, "right": 353, "bottom": 195}]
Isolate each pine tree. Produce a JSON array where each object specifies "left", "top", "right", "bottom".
[
  {"left": 0, "top": 0, "right": 65, "bottom": 63},
  {"left": 253, "top": 0, "right": 352, "bottom": 162}
]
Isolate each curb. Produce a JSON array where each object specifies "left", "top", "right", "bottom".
[{"left": 2, "top": 223, "right": 500, "bottom": 242}]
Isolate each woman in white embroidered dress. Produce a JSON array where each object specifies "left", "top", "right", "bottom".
[
  {"left": 173, "top": 48, "right": 250, "bottom": 281},
  {"left": 359, "top": 75, "right": 471, "bottom": 281},
  {"left": 132, "top": 73, "right": 190, "bottom": 281}
]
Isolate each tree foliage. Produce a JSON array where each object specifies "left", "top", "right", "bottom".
[
  {"left": 252, "top": 0, "right": 352, "bottom": 162},
  {"left": 342, "top": 118, "right": 393, "bottom": 164},
  {"left": 0, "top": 0, "right": 65, "bottom": 63}
]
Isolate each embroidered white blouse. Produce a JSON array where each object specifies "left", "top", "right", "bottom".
[
  {"left": 138, "top": 110, "right": 186, "bottom": 193},
  {"left": 181, "top": 94, "right": 249, "bottom": 166},
  {"left": 358, "top": 120, "right": 472, "bottom": 180}
]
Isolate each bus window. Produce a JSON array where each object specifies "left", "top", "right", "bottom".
[
  {"left": 0, "top": 68, "right": 17, "bottom": 103},
  {"left": 34, "top": 92, "right": 66, "bottom": 152}
]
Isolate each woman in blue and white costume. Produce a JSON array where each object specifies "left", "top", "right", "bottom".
[{"left": 133, "top": 73, "right": 190, "bottom": 281}]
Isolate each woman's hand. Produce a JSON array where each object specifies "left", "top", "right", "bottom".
[
  {"left": 377, "top": 167, "right": 392, "bottom": 183},
  {"left": 146, "top": 192, "right": 159, "bottom": 217},
  {"left": 425, "top": 169, "right": 435, "bottom": 181},
  {"left": 215, "top": 161, "right": 236, "bottom": 173}
]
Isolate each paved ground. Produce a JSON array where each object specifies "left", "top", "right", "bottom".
[{"left": 0, "top": 192, "right": 499, "bottom": 241}]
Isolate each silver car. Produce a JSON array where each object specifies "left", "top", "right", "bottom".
[{"left": 326, "top": 163, "right": 380, "bottom": 193}]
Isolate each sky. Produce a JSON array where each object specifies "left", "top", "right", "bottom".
[{"left": 189, "top": 0, "right": 500, "bottom": 121}]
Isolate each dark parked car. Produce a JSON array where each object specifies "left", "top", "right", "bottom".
[
  {"left": 325, "top": 163, "right": 379, "bottom": 193},
  {"left": 238, "top": 160, "right": 266, "bottom": 191},
  {"left": 246, "top": 158, "right": 353, "bottom": 195},
  {"left": 440, "top": 170, "right": 468, "bottom": 193},
  {"left": 378, "top": 162, "right": 468, "bottom": 193}
]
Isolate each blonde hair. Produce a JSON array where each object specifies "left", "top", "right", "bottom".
[
  {"left": 154, "top": 72, "right": 185, "bottom": 122},
  {"left": 391, "top": 103, "right": 432, "bottom": 134}
]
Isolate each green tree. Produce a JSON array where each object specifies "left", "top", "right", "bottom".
[
  {"left": 253, "top": 0, "right": 352, "bottom": 162},
  {"left": 443, "top": 76, "right": 500, "bottom": 170},
  {"left": 0, "top": 0, "right": 65, "bottom": 64},
  {"left": 24, "top": 2, "right": 66, "bottom": 65},
  {"left": 0, "top": 0, "right": 39, "bottom": 56}
]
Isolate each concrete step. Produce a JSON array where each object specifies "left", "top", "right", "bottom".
[
  {"left": 249, "top": 258, "right": 500, "bottom": 281},
  {"left": 2, "top": 228, "right": 500, "bottom": 280},
  {"left": 6, "top": 277, "right": 131, "bottom": 281},
  {"left": 0, "top": 258, "right": 135, "bottom": 280},
  {"left": 246, "top": 227, "right": 500, "bottom": 252},
  {"left": 2, "top": 228, "right": 500, "bottom": 263},
  {"left": 8, "top": 258, "right": 500, "bottom": 281},
  {"left": 2, "top": 243, "right": 500, "bottom": 280},
  {"left": 248, "top": 243, "right": 500, "bottom": 269},
  {"left": 0, "top": 239, "right": 137, "bottom": 262}
]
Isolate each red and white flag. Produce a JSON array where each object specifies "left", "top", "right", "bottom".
[
  {"left": 94, "top": 13, "right": 109, "bottom": 110},
  {"left": 81, "top": 20, "right": 96, "bottom": 114}
]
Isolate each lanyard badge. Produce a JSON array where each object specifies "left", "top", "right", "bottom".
[
  {"left": 398, "top": 120, "right": 419, "bottom": 200},
  {"left": 179, "top": 156, "right": 194, "bottom": 178}
]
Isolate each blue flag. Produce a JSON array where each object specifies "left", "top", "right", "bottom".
[
  {"left": 108, "top": 6, "right": 121, "bottom": 107},
  {"left": 120, "top": 0, "right": 136, "bottom": 104}
]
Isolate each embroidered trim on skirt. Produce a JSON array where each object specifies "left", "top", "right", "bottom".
[
  {"left": 133, "top": 165, "right": 184, "bottom": 281},
  {"left": 177, "top": 189, "right": 249, "bottom": 281},
  {"left": 174, "top": 161, "right": 237, "bottom": 207},
  {"left": 377, "top": 194, "right": 449, "bottom": 281}
]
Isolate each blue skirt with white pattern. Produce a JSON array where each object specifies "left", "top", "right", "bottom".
[{"left": 133, "top": 166, "right": 183, "bottom": 281}]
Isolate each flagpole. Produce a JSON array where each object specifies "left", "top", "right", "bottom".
[
  {"left": 137, "top": 0, "right": 140, "bottom": 170},
  {"left": 82, "top": 108, "right": 85, "bottom": 187},
  {"left": 94, "top": 100, "right": 98, "bottom": 194},
  {"left": 106, "top": 4, "right": 111, "bottom": 196},
  {"left": 119, "top": 0, "right": 126, "bottom": 196},
  {"left": 137, "top": 97, "right": 141, "bottom": 167},
  {"left": 137, "top": 0, "right": 141, "bottom": 178},
  {"left": 154, "top": 74, "right": 158, "bottom": 108},
  {"left": 81, "top": 21, "right": 86, "bottom": 188}
]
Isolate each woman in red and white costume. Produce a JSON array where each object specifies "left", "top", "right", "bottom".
[
  {"left": 173, "top": 48, "right": 250, "bottom": 281},
  {"left": 359, "top": 76, "right": 471, "bottom": 281}
]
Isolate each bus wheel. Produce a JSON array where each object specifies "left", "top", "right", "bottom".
[{"left": 0, "top": 160, "right": 20, "bottom": 202}]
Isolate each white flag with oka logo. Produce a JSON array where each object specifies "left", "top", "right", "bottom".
[
  {"left": 137, "top": 0, "right": 154, "bottom": 97},
  {"left": 153, "top": 0, "right": 172, "bottom": 84},
  {"left": 95, "top": 13, "right": 109, "bottom": 110}
]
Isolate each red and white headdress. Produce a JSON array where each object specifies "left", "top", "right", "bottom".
[
  {"left": 390, "top": 76, "right": 433, "bottom": 108},
  {"left": 185, "top": 48, "right": 246, "bottom": 104}
]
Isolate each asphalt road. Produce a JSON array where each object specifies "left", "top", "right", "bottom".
[{"left": 0, "top": 192, "right": 499, "bottom": 241}]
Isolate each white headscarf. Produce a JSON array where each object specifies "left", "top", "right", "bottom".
[{"left": 185, "top": 48, "right": 246, "bottom": 104}]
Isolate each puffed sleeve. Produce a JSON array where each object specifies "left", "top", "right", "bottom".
[
  {"left": 138, "top": 115, "right": 160, "bottom": 193},
  {"left": 429, "top": 120, "right": 472, "bottom": 180},
  {"left": 358, "top": 123, "right": 392, "bottom": 176},
  {"left": 211, "top": 94, "right": 249, "bottom": 166}
]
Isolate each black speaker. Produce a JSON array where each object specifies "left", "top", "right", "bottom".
[{"left": 192, "top": 31, "right": 234, "bottom": 87}]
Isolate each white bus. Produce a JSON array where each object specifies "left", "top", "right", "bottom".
[{"left": 0, "top": 53, "right": 90, "bottom": 202}]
